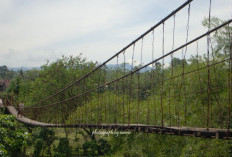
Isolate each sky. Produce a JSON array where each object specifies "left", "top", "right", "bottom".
[{"left": 0, "top": 0, "right": 231, "bottom": 67}]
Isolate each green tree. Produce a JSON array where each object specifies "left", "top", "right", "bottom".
[
  {"left": 0, "top": 65, "right": 9, "bottom": 79},
  {"left": 31, "top": 127, "right": 56, "bottom": 157},
  {"left": 6, "top": 77, "right": 21, "bottom": 95},
  {"left": 54, "top": 138, "right": 72, "bottom": 157},
  {"left": 0, "top": 65, "right": 17, "bottom": 80},
  {"left": 82, "top": 139, "right": 111, "bottom": 156},
  {"left": 0, "top": 114, "right": 29, "bottom": 157},
  {"left": 202, "top": 17, "right": 232, "bottom": 57}
]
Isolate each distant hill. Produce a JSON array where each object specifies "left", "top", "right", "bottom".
[
  {"left": 106, "top": 64, "right": 152, "bottom": 72},
  {"left": 106, "top": 64, "right": 133, "bottom": 70},
  {"left": 8, "top": 64, "right": 151, "bottom": 72},
  {"left": 8, "top": 67, "right": 41, "bottom": 71}
]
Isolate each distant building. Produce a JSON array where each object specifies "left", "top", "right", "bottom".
[{"left": 0, "top": 80, "right": 10, "bottom": 92}]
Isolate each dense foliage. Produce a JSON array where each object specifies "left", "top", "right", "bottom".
[
  {"left": 0, "top": 114, "right": 28, "bottom": 157},
  {"left": 109, "top": 133, "right": 232, "bottom": 157}
]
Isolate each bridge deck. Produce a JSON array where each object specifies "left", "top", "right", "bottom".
[{"left": 2, "top": 104, "right": 231, "bottom": 139}]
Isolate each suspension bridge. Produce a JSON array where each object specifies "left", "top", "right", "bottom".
[{"left": 1, "top": 0, "right": 232, "bottom": 139}]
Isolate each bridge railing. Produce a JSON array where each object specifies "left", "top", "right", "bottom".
[
  {"left": 21, "top": 0, "right": 232, "bottom": 133},
  {"left": 27, "top": 0, "right": 194, "bottom": 108}
]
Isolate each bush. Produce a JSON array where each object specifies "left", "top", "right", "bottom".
[
  {"left": 54, "top": 138, "right": 72, "bottom": 157},
  {"left": 0, "top": 114, "right": 29, "bottom": 156},
  {"left": 82, "top": 139, "right": 111, "bottom": 156}
]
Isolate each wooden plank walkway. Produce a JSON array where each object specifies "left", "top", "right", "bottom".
[
  {"left": 1, "top": 102, "right": 232, "bottom": 139},
  {"left": 6, "top": 105, "right": 61, "bottom": 127}
]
